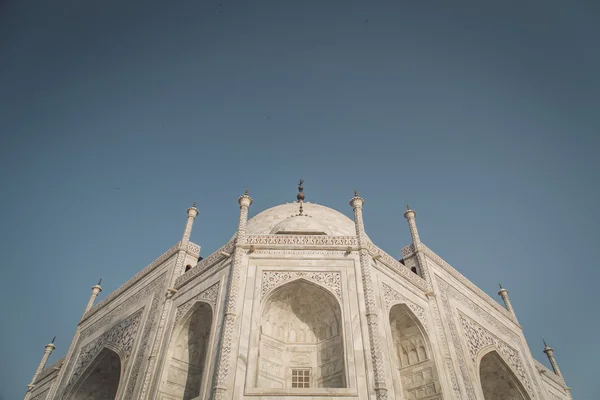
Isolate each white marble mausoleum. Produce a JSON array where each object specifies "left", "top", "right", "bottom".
[{"left": 24, "top": 183, "right": 572, "bottom": 400}]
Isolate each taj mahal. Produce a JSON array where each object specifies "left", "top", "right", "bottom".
[{"left": 24, "top": 182, "right": 572, "bottom": 400}]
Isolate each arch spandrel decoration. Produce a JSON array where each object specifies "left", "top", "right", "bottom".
[
  {"left": 173, "top": 282, "right": 220, "bottom": 327},
  {"left": 261, "top": 271, "right": 341, "bottom": 301},
  {"left": 437, "top": 276, "right": 543, "bottom": 400},
  {"left": 65, "top": 309, "right": 143, "bottom": 394},
  {"left": 160, "top": 301, "right": 213, "bottom": 400},
  {"left": 479, "top": 350, "right": 532, "bottom": 400},
  {"left": 459, "top": 312, "right": 534, "bottom": 398},
  {"left": 382, "top": 282, "right": 428, "bottom": 333},
  {"left": 68, "top": 347, "right": 122, "bottom": 400}
]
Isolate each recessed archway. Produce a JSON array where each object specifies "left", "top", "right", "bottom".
[
  {"left": 389, "top": 303, "right": 442, "bottom": 399},
  {"left": 69, "top": 347, "right": 121, "bottom": 400},
  {"left": 159, "top": 301, "right": 213, "bottom": 400},
  {"left": 479, "top": 350, "right": 530, "bottom": 400},
  {"left": 257, "top": 279, "right": 346, "bottom": 389}
]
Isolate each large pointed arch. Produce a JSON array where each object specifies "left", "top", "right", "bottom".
[
  {"left": 158, "top": 301, "right": 213, "bottom": 400},
  {"left": 389, "top": 303, "right": 443, "bottom": 399},
  {"left": 479, "top": 349, "right": 531, "bottom": 400},
  {"left": 68, "top": 347, "right": 122, "bottom": 400},
  {"left": 257, "top": 278, "right": 346, "bottom": 389}
]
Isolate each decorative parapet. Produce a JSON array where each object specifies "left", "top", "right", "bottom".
[
  {"left": 366, "top": 242, "right": 428, "bottom": 291},
  {"left": 420, "top": 244, "right": 520, "bottom": 327},
  {"left": 245, "top": 234, "right": 358, "bottom": 247},
  {"left": 175, "top": 240, "right": 235, "bottom": 288},
  {"left": 187, "top": 242, "right": 201, "bottom": 258},
  {"left": 34, "top": 357, "right": 64, "bottom": 384},
  {"left": 534, "top": 359, "right": 567, "bottom": 387},
  {"left": 81, "top": 242, "right": 183, "bottom": 323},
  {"left": 401, "top": 244, "right": 415, "bottom": 258}
]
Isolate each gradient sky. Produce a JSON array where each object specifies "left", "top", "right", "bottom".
[{"left": 1, "top": 1, "right": 598, "bottom": 399}]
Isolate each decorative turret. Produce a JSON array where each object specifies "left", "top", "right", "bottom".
[
  {"left": 24, "top": 337, "right": 56, "bottom": 399},
  {"left": 83, "top": 278, "right": 103, "bottom": 316},
  {"left": 350, "top": 189, "right": 388, "bottom": 400},
  {"left": 212, "top": 187, "right": 253, "bottom": 400},
  {"left": 543, "top": 340, "right": 564, "bottom": 378},
  {"left": 403, "top": 204, "right": 421, "bottom": 245},
  {"left": 498, "top": 284, "right": 517, "bottom": 318},
  {"left": 183, "top": 201, "right": 199, "bottom": 245}
]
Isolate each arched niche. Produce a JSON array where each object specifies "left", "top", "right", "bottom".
[
  {"left": 159, "top": 301, "right": 213, "bottom": 400},
  {"left": 389, "top": 303, "right": 442, "bottom": 399},
  {"left": 257, "top": 279, "right": 346, "bottom": 389},
  {"left": 68, "top": 347, "right": 121, "bottom": 400},
  {"left": 479, "top": 350, "right": 531, "bottom": 400}
]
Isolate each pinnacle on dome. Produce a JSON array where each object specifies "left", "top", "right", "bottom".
[{"left": 296, "top": 179, "right": 306, "bottom": 216}]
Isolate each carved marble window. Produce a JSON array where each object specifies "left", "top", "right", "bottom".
[
  {"left": 159, "top": 302, "right": 213, "bottom": 400},
  {"left": 257, "top": 279, "right": 346, "bottom": 389},
  {"left": 291, "top": 368, "right": 311, "bottom": 388},
  {"left": 389, "top": 304, "right": 442, "bottom": 400},
  {"left": 68, "top": 347, "right": 121, "bottom": 400},
  {"left": 479, "top": 351, "right": 530, "bottom": 400}
]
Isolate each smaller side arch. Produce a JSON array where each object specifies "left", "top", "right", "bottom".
[
  {"left": 389, "top": 303, "right": 442, "bottom": 400},
  {"left": 478, "top": 349, "right": 531, "bottom": 400},
  {"left": 67, "top": 347, "right": 123, "bottom": 400},
  {"left": 159, "top": 300, "right": 214, "bottom": 400}
]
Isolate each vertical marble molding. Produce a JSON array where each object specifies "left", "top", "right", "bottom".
[
  {"left": 212, "top": 192, "right": 252, "bottom": 400},
  {"left": 350, "top": 194, "right": 388, "bottom": 400}
]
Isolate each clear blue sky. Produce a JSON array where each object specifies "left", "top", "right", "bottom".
[{"left": 1, "top": 1, "right": 598, "bottom": 399}]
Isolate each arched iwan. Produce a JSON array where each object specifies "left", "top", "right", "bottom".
[
  {"left": 479, "top": 350, "right": 531, "bottom": 400},
  {"left": 68, "top": 347, "right": 122, "bottom": 400},
  {"left": 389, "top": 303, "right": 442, "bottom": 399},
  {"left": 158, "top": 301, "right": 213, "bottom": 400},
  {"left": 257, "top": 279, "right": 346, "bottom": 389}
]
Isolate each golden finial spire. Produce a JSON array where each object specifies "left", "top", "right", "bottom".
[
  {"left": 98, "top": 278, "right": 102, "bottom": 286},
  {"left": 244, "top": 187, "right": 249, "bottom": 196},
  {"left": 297, "top": 179, "right": 305, "bottom": 215},
  {"left": 354, "top": 188, "right": 358, "bottom": 197},
  {"left": 51, "top": 336, "right": 56, "bottom": 344}
]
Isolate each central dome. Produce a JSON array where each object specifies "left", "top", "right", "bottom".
[
  {"left": 270, "top": 215, "right": 330, "bottom": 235},
  {"left": 243, "top": 202, "right": 360, "bottom": 237}
]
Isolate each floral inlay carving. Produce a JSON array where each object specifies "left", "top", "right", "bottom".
[
  {"left": 174, "top": 282, "right": 220, "bottom": 326},
  {"left": 437, "top": 276, "right": 542, "bottom": 399},
  {"left": 382, "top": 283, "right": 428, "bottom": 333},
  {"left": 246, "top": 235, "right": 357, "bottom": 246},
  {"left": 459, "top": 312, "right": 533, "bottom": 396},
  {"left": 67, "top": 309, "right": 143, "bottom": 390},
  {"left": 261, "top": 271, "right": 341, "bottom": 300}
]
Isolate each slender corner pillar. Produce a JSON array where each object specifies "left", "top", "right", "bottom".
[
  {"left": 24, "top": 338, "right": 56, "bottom": 400},
  {"left": 83, "top": 279, "right": 103, "bottom": 316},
  {"left": 139, "top": 202, "right": 199, "bottom": 399},
  {"left": 403, "top": 205, "right": 432, "bottom": 288},
  {"left": 350, "top": 191, "right": 388, "bottom": 400},
  {"left": 45, "top": 276, "right": 108, "bottom": 398},
  {"left": 543, "top": 340, "right": 572, "bottom": 398},
  {"left": 498, "top": 284, "right": 517, "bottom": 318},
  {"left": 212, "top": 189, "right": 252, "bottom": 400},
  {"left": 543, "top": 340, "right": 563, "bottom": 378}
]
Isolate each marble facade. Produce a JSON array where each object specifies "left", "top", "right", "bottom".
[{"left": 24, "top": 194, "right": 572, "bottom": 400}]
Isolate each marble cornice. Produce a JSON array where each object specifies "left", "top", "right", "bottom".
[
  {"left": 421, "top": 244, "right": 520, "bottom": 327},
  {"left": 534, "top": 359, "right": 567, "bottom": 388}
]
